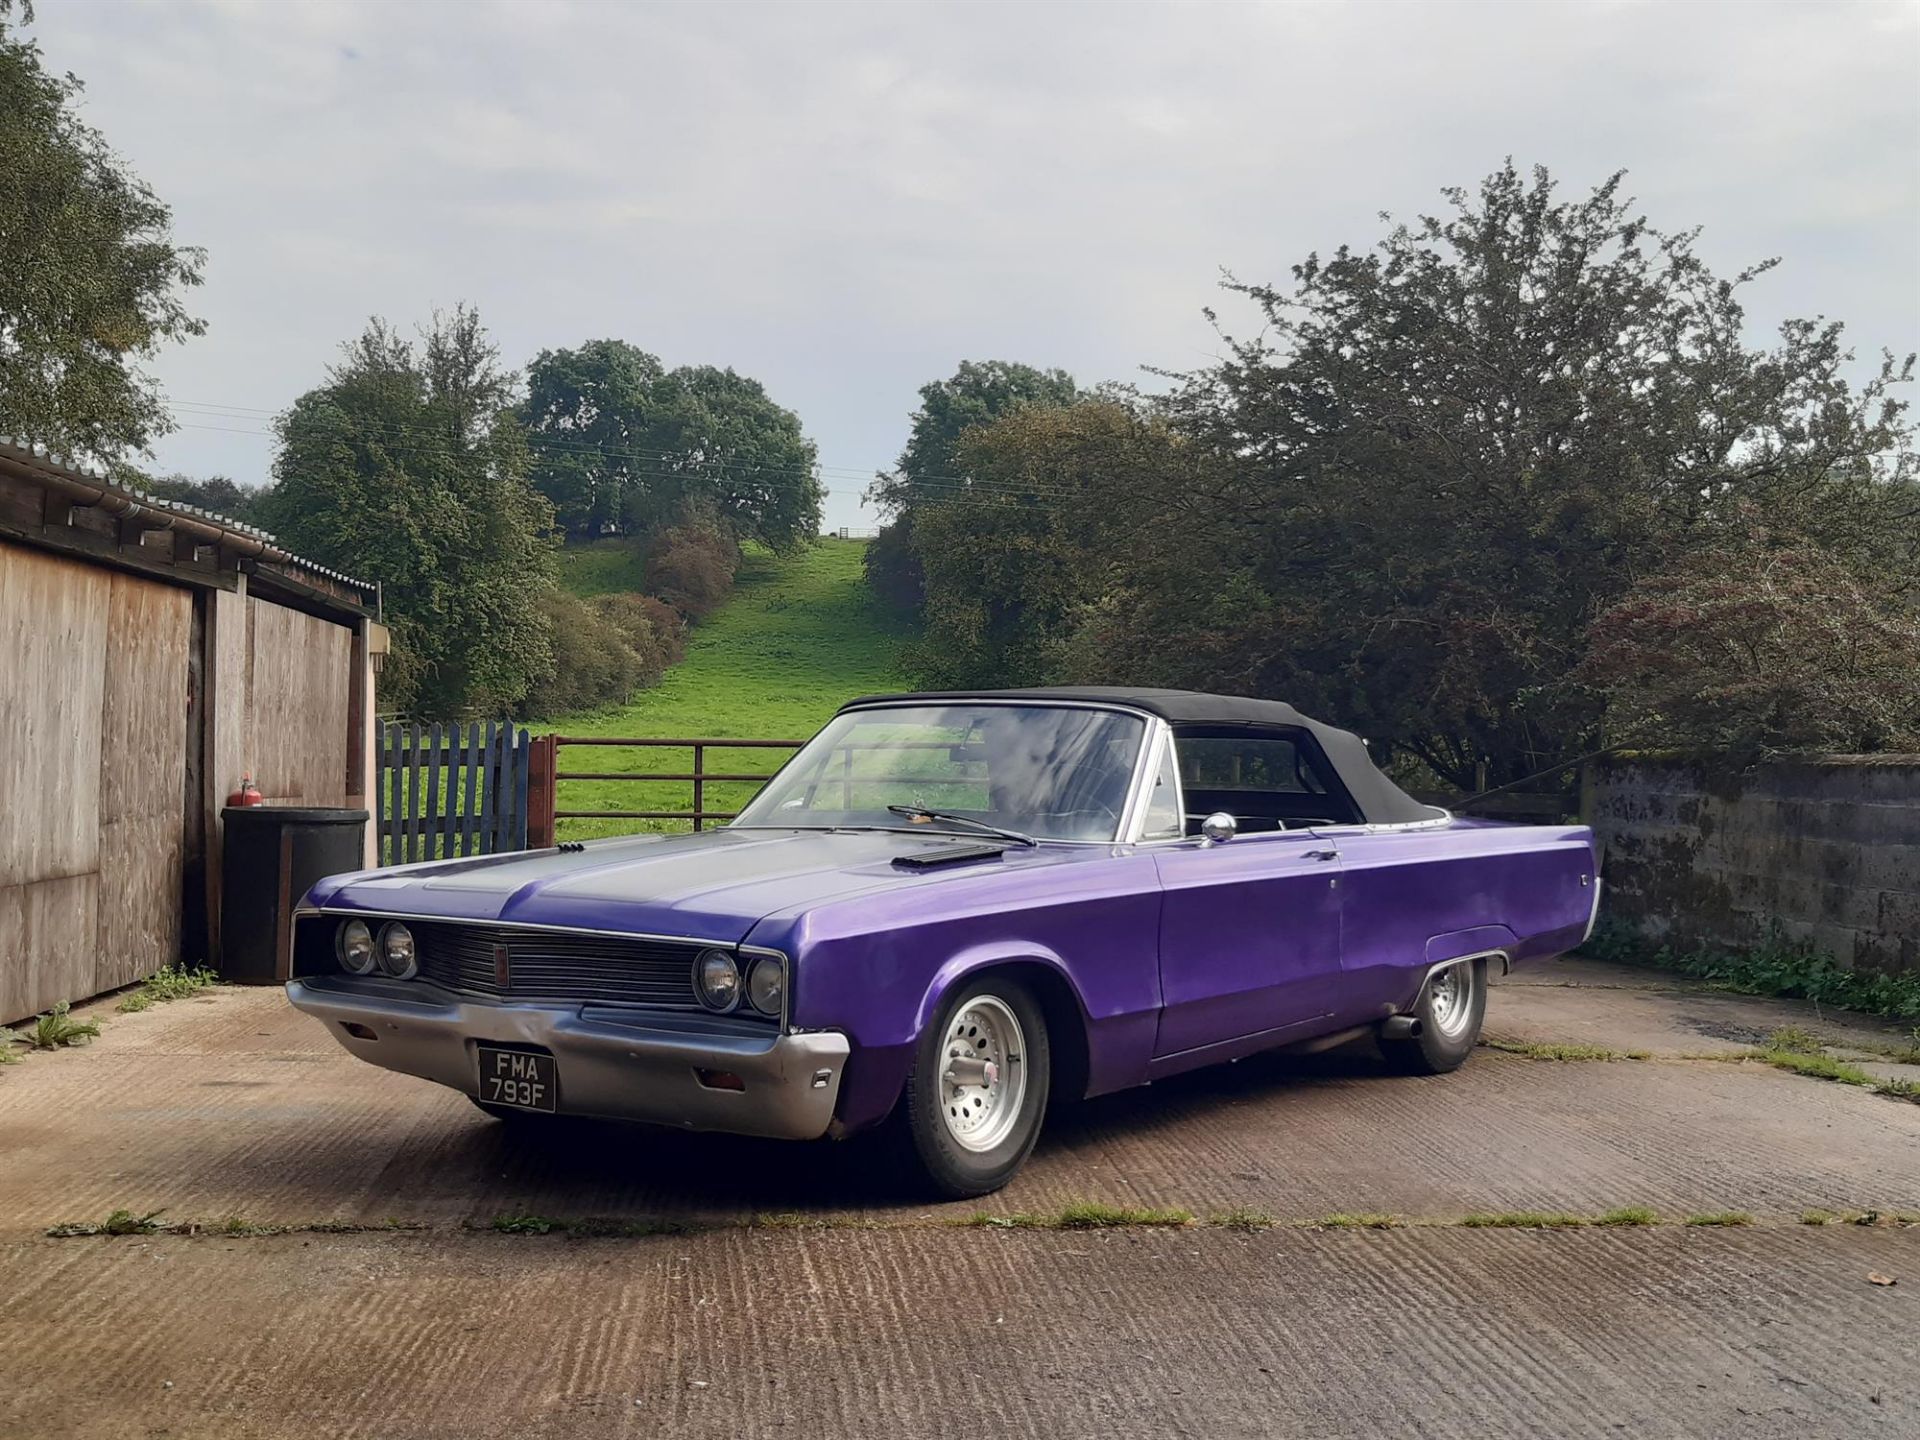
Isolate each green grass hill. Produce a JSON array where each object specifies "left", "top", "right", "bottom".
[{"left": 547, "top": 536, "right": 913, "bottom": 838}]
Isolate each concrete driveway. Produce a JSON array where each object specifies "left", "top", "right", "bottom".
[{"left": 2, "top": 958, "right": 1916, "bottom": 1438}]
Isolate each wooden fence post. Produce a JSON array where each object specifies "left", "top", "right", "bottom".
[
  {"left": 527, "top": 733, "right": 557, "bottom": 849},
  {"left": 1578, "top": 758, "right": 1599, "bottom": 827},
  {"left": 692, "top": 743, "right": 705, "bottom": 833}
]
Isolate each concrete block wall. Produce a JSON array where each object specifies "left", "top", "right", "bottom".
[{"left": 1590, "top": 755, "right": 1920, "bottom": 976}]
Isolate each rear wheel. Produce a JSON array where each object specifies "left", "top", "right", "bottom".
[
  {"left": 1380, "top": 957, "right": 1486, "bottom": 1074},
  {"left": 899, "top": 975, "right": 1051, "bottom": 1198}
]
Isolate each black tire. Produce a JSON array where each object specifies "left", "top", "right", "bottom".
[
  {"left": 898, "top": 974, "right": 1052, "bottom": 1199},
  {"left": 1379, "top": 957, "right": 1487, "bottom": 1075}
]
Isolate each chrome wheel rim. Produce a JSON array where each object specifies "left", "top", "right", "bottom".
[
  {"left": 1426, "top": 962, "right": 1474, "bottom": 1039},
  {"left": 939, "top": 995, "right": 1027, "bottom": 1153}
]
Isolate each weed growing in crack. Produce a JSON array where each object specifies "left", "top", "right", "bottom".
[
  {"left": 46, "top": 1208, "right": 166, "bottom": 1237},
  {"left": 1593, "top": 1207, "right": 1661, "bottom": 1227},
  {"left": 1482, "top": 1039, "right": 1650, "bottom": 1062},
  {"left": 961, "top": 1203, "right": 1195, "bottom": 1231},
  {"left": 1755, "top": 1048, "right": 1876, "bottom": 1087},
  {"left": 24, "top": 1002, "right": 99, "bottom": 1049},
  {"left": 1208, "top": 1207, "right": 1277, "bottom": 1231},
  {"left": 119, "top": 963, "right": 220, "bottom": 1013}
]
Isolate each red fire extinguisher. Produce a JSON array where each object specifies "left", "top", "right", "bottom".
[{"left": 226, "top": 774, "right": 263, "bottom": 808}]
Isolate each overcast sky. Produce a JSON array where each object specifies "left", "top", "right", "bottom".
[{"left": 30, "top": 0, "right": 1920, "bottom": 531}]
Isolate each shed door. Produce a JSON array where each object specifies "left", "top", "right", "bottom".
[
  {"left": 96, "top": 572, "right": 192, "bottom": 991},
  {"left": 0, "top": 542, "right": 190, "bottom": 1020}
]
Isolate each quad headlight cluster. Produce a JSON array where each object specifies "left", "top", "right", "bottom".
[
  {"left": 335, "top": 919, "right": 418, "bottom": 980},
  {"left": 692, "top": 948, "right": 785, "bottom": 1018},
  {"left": 331, "top": 918, "right": 782, "bottom": 1018}
]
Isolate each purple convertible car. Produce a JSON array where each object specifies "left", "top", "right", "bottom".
[{"left": 287, "top": 689, "right": 1600, "bottom": 1196}]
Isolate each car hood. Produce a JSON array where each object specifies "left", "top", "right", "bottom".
[{"left": 300, "top": 827, "right": 1092, "bottom": 944}]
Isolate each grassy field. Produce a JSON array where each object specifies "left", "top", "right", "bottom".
[
  {"left": 545, "top": 537, "right": 913, "bottom": 839},
  {"left": 555, "top": 538, "right": 650, "bottom": 597}
]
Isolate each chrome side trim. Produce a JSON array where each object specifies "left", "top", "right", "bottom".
[
  {"left": 1581, "top": 875, "right": 1604, "bottom": 946},
  {"left": 1312, "top": 812, "right": 1457, "bottom": 836},
  {"left": 1116, "top": 718, "right": 1176, "bottom": 845},
  {"left": 1418, "top": 949, "right": 1509, "bottom": 990}
]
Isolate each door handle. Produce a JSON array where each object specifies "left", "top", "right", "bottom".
[{"left": 1305, "top": 848, "right": 1339, "bottom": 861}]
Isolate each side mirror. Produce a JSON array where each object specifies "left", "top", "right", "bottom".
[{"left": 1200, "top": 812, "right": 1237, "bottom": 844}]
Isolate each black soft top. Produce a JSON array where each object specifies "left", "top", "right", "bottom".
[{"left": 839, "top": 686, "right": 1446, "bottom": 826}]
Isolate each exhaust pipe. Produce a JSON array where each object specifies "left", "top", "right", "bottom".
[{"left": 1379, "top": 1015, "right": 1424, "bottom": 1040}]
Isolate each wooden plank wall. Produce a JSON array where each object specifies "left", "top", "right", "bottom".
[
  {"left": 95, "top": 574, "right": 192, "bottom": 992},
  {"left": 0, "top": 542, "right": 189, "bottom": 1021},
  {"left": 0, "top": 544, "right": 108, "bottom": 1022},
  {"left": 244, "top": 597, "right": 353, "bottom": 805}
]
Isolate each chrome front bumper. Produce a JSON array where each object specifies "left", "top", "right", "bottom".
[{"left": 286, "top": 977, "right": 849, "bottom": 1140}]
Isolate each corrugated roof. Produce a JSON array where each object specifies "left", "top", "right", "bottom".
[{"left": 0, "top": 435, "right": 378, "bottom": 599}]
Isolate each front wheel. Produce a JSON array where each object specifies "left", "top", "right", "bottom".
[
  {"left": 899, "top": 976, "right": 1052, "bottom": 1199},
  {"left": 1379, "top": 957, "right": 1486, "bottom": 1074}
]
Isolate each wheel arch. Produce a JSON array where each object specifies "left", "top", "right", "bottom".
[
  {"left": 1425, "top": 926, "right": 1518, "bottom": 976},
  {"left": 915, "top": 949, "right": 1094, "bottom": 1106}
]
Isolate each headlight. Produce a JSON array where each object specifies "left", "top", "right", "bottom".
[
  {"left": 336, "top": 920, "right": 376, "bottom": 975},
  {"left": 693, "top": 949, "right": 740, "bottom": 1012},
  {"left": 746, "top": 957, "right": 785, "bottom": 1017},
  {"left": 377, "top": 922, "right": 418, "bottom": 980}
]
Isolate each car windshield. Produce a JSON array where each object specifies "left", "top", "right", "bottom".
[{"left": 732, "top": 704, "right": 1147, "bottom": 843}]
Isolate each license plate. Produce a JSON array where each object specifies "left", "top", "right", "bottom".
[{"left": 477, "top": 1046, "right": 558, "bottom": 1112}]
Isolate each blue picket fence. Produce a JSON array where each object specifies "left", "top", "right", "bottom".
[{"left": 377, "top": 721, "right": 530, "bottom": 865}]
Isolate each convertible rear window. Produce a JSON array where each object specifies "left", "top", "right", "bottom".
[{"left": 733, "top": 704, "right": 1146, "bottom": 842}]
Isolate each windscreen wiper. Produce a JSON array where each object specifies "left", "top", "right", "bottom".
[{"left": 886, "top": 805, "right": 1037, "bottom": 848}]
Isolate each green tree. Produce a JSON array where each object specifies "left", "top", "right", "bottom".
[
  {"left": 866, "top": 360, "right": 1080, "bottom": 614},
  {"left": 141, "top": 473, "right": 267, "bottom": 526},
  {"left": 0, "top": 2, "right": 204, "bottom": 457},
  {"left": 523, "top": 343, "right": 821, "bottom": 549},
  {"left": 266, "top": 306, "right": 556, "bottom": 718},
  {"left": 908, "top": 399, "right": 1203, "bottom": 688},
  {"left": 631, "top": 364, "right": 821, "bottom": 550},
  {"left": 1125, "top": 162, "right": 1917, "bottom": 786},
  {"left": 521, "top": 339, "right": 665, "bottom": 539},
  {"left": 1579, "top": 526, "right": 1920, "bottom": 756}
]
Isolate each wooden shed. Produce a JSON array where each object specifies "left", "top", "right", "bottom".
[{"left": 0, "top": 438, "right": 383, "bottom": 1024}]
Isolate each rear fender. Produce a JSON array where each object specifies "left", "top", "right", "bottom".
[{"left": 1425, "top": 925, "right": 1519, "bottom": 976}]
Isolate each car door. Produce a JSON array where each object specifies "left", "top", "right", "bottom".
[
  {"left": 1147, "top": 726, "right": 1354, "bottom": 1061},
  {"left": 1151, "top": 834, "right": 1343, "bottom": 1058}
]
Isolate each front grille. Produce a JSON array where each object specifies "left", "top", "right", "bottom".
[{"left": 412, "top": 922, "right": 717, "bottom": 1013}]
